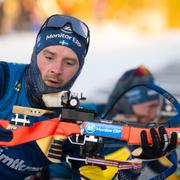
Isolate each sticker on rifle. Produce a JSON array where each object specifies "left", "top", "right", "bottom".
[
  {"left": 84, "top": 122, "right": 122, "bottom": 139},
  {"left": 7, "top": 124, "right": 18, "bottom": 130}
]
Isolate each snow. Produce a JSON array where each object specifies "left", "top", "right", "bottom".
[{"left": 1, "top": 24, "right": 180, "bottom": 102}]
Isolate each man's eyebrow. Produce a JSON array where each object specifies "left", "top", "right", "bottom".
[{"left": 43, "top": 49, "right": 56, "bottom": 56}]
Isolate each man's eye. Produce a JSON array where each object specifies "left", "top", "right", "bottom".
[
  {"left": 45, "top": 56, "right": 53, "bottom": 60},
  {"left": 65, "top": 60, "right": 76, "bottom": 66}
]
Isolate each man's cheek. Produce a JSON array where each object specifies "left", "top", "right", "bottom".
[{"left": 40, "top": 72, "right": 46, "bottom": 81}]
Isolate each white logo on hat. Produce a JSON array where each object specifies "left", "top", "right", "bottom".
[{"left": 61, "top": 24, "right": 73, "bottom": 34}]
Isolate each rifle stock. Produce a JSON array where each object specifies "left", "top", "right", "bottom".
[
  {"left": 0, "top": 119, "right": 81, "bottom": 146},
  {"left": 0, "top": 119, "right": 179, "bottom": 146}
]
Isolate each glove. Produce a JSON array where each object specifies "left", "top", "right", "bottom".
[
  {"left": 0, "top": 125, "right": 13, "bottom": 142},
  {"left": 132, "top": 126, "right": 177, "bottom": 159}
]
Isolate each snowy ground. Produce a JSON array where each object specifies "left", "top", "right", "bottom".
[{"left": 1, "top": 23, "right": 180, "bottom": 102}]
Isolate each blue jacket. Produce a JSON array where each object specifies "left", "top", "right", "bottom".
[{"left": 0, "top": 62, "right": 50, "bottom": 179}]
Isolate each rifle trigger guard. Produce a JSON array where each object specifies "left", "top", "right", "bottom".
[
  {"left": 68, "top": 135, "right": 98, "bottom": 145},
  {"left": 68, "top": 135, "right": 86, "bottom": 145}
]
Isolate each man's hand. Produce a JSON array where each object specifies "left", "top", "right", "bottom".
[
  {"left": 132, "top": 126, "right": 177, "bottom": 159},
  {"left": 0, "top": 125, "right": 13, "bottom": 142}
]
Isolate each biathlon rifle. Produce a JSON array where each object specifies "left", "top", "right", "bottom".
[{"left": 0, "top": 84, "right": 179, "bottom": 169}]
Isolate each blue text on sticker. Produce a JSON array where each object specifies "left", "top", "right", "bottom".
[{"left": 83, "top": 122, "right": 122, "bottom": 139}]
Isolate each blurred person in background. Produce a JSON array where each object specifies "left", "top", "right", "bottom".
[
  {"left": 79, "top": 66, "right": 177, "bottom": 180},
  {"left": 0, "top": 1, "right": 3, "bottom": 34},
  {"left": 0, "top": 0, "right": 45, "bottom": 33},
  {"left": 105, "top": 66, "right": 178, "bottom": 179},
  {"left": 0, "top": 14, "right": 90, "bottom": 179},
  {"left": 0, "top": 0, "right": 21, "bottom": 33}
]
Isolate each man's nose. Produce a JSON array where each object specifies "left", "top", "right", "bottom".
[{"left": 51, "top": 60, "right": 63, "bottom": 74}]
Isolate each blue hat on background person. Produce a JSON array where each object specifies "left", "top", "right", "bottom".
[
  {"left": 125, "top": 86, "right": 159, "bottom": 105},
  {"left": 25, "top": 14, "right": 90, "bottom": 107},
  {"left": 105, "top": 65, "right": 159, "bottom": 118}
]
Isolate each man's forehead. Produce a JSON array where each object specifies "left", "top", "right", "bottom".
[
  {"left": 42, "top": 48, "right": 55, "bottom": 55},
  {"left": 41, "top": 46, "right": 78, "bottom": 57}
]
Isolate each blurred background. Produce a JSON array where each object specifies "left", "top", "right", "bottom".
[
  {"left": 0, "top": 1, "right": 180, "bottom": 179},
  {"left": 1, "top": 0, "right": 180, "bottom": 103}
]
